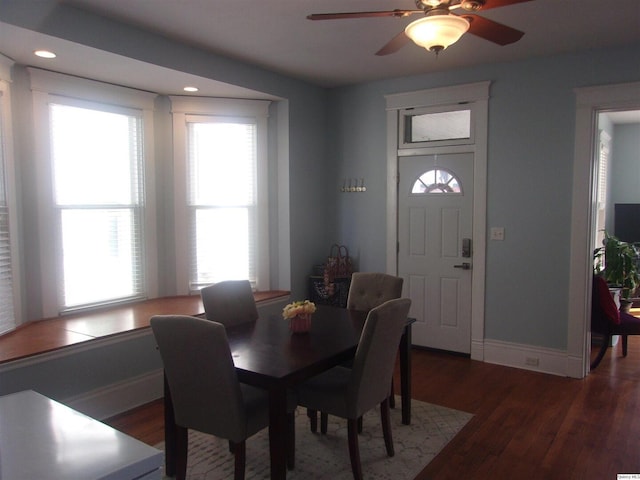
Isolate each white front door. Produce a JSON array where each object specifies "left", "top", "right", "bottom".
[{"left": 398, "top": 153, "right": 473, "bottom": 353}]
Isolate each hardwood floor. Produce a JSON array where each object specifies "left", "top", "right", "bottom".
[{"left": 105, "top": 337, "right": 640, "bottom": 479}]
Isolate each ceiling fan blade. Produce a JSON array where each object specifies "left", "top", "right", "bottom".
[
  {"left": 376, "top": 31, "right": 412, "bottom": 56},
  {"left": 307, "top": 10, "right": 422, "bottom": 21},
  {"left": 462, "top": 14, "right": 525, "bottom": 45},
  {"left": 473, "top": 0, "right": 534, "bottom": 10}
]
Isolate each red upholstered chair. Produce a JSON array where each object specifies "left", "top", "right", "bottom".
[{"left": 590, "top": 275, "right": 640, "bottom": 370}]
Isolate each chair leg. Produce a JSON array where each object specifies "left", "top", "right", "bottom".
[
  {"left": 357, "top": 416, "right": 363, "bottom": 434},
  {"left": 380, "top": 398, "right": 395, "bottom": 457},
  {"left": 232, "top": 440, "right": 246, "bottom": 480},
  {"left": 347, "top": 418, "right": 363, "bottom": 480},
  {"left": 390, "top": 349, "right": 399, "bottom": 408},
  {"left": 175, "top": 425, "right": 188, "bottom": 480},
  {"left": 307, "top": 408, "right": 318, "bottom": 433},
  {"left": 622, "top": 334, "right": 628, "bottom": 357},
  {"left": 590, "top": 334, "right": 611, "bottom": 370},
  {"left": 321, "top": 412, "right": 328, "bottom": 434},
  {"left": 287, "top": 412, "right": 295, "bottom": 470}
]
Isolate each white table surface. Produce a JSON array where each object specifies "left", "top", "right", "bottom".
[{"left": 0, "top": 390, "right": 162, "bottom": 480}]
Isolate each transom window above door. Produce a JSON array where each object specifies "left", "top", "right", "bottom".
[
  {"left": 411, "top": 168, "right": 462, "bottom": 194},
  {"left": 400, "top": 105, "right": 473, "bottom": 149}
]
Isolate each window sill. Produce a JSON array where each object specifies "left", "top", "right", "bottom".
[{"left": 0, "top": 291, "right": 289, "bottom": 365}]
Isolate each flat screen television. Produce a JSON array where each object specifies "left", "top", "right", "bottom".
[{"left": 614, "top": 203, "right": 640, "bottom": 244}]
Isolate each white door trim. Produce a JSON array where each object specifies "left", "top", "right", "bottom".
[
  {"left": 569, "top": 81, "right": 640, "bottom": 379},
  {"left": 385, "top": 81, "right": 489, "bottom": 360}
]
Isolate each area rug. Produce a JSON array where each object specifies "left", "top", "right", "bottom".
[{"left": 156, "top": 398, "right": 472, "bottom": 479}]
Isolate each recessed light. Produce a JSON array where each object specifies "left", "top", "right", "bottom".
[
  {"left": 183, "top": 86, "right": 199, "bottom": 92},
  {"left": 34, "top": 50, "right": 57, "bottom": 59}
]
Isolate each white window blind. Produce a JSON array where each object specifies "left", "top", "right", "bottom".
[
  {"left": 50, "top": 103, "right": 145, "bottom": 310},
  {"left": 0, "top": 90, "right": 16, "bottom": 334},
  {"left": 187, "top": 120, "right": 257, "bottom": 289},
  {"left": 597, "top": 130, "right": 611, "bottom": 207}
]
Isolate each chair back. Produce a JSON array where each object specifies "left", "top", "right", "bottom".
[
  {"left": 201, "top": 280, "right": 258, "bottom": 327},
  {"left": 347, "top": 298, "right": 411, "bottom": 417},
  {"left": 592, "top": 275, "right": 620, "bottom": 334},
  {"left": 150, "top": 315, "right": 248, "bottom": 440},
  {"left": 346, "top": 272, "right": 404, "bottom": 312}
]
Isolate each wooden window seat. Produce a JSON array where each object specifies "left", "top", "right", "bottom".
[{"left": 0, "top": 291, "right": 290, "bottom": 365}]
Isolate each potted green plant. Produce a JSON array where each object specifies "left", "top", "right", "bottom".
[{"left": 594, "top": 231, "right": 640, "bottom": 312}]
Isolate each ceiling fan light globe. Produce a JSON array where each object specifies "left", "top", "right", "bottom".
[{"left": 405, "top": 15, "right": 470, "bottom": 52}]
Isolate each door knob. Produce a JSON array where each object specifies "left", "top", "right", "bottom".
[{"left": 453, "top": 262, "right": 471, "bottom": 270}]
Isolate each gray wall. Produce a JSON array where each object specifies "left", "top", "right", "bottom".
[
  {"left": 0, "top": 300, "right": 288, "bottom": 417},
  {"left": 0, "top": 1, "right": 331, "bottom": 411},
  {"left": 1, "top": 0, "right": 640, "bottom": 409},
  {"left": 328, "top": 44, "right": 640, "bottom": 351},
  {"left": 0, "top": 1, "right": 331, "bottom": 317},
  {"left": 610, "top": 123, "right": 640, "bottom": 206}
]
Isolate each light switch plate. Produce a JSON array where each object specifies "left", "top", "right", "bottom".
[{"left": 490, "top": 227, "right": 505, "bottom": 241}]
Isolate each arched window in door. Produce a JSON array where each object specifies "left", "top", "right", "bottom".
[{"left": 411, "top": 168, "right": 462, "bottom": 194}]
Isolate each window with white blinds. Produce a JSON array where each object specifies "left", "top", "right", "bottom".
[
  {"left": 170, "top": 96, "right": 270, "bottom": 294},
  {"left": 187, "top": 119, "right": 257, "bottom": 289},
  {"left": 597, "top": 130, "right": 611, "bottom": 207},
  {"left": 594, "top": 129, "right": 611, "bottom": 251},
  {"left": 49, "top": 103, "right": 146, "bottom": 310},
  {"left": 0, "top": 85, "right": 17, "bottom": 335}
]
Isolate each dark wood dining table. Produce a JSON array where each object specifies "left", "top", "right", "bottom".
[{"left": 163, "top": 304, "right": 414, "bottom": 480}]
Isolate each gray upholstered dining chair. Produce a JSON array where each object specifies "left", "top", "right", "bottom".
[
  {"left": 310, "top": 272, "right": 404, "bottom": 433},
  {"left": 151, "top": 315, "right": 295, "bottom": 480},
  {"left": 200, "top": 279, "right": 258, "bottom": 327},
  {"left": 346, "top": 272, "right": 404, "bottom": 311},
  {"left": 296, "top": 298, "right": 412, "bottom": 480}
]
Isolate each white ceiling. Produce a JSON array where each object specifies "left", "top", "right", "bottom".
[{"left": 0, "top": 0, "right": 639, "bottom": 99}]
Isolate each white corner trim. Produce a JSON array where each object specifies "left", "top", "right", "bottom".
[
  {"left": 470, "top": 339, "right": 484, "bottom": 361},
  {"left": 483, "top": 339, "right": 568, "bottom": 377},
  {"left": 385, "top": 81, "right": 490, "bottom": 110},
  {"left": 64, "top": 368, "right": 164, "bottom": 420},
  {"left": 566, "top": 355, "right": 586, "bottom": 379}
]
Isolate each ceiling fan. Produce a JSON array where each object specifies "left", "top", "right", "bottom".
[{"left": 307, "top": 0, "right": 533, "bottom": 56}]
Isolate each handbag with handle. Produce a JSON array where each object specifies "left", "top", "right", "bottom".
[{"left": 323, "top": 244, "right": 353, "bottom": 296}]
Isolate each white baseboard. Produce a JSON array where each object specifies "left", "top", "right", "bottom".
[
  {"left": 470, "top": 339, "right": 484, "bottom": 361},
  {"left": 566, "top": 354, "right": 587, "bottom": 379},
  {"left": 483, "top": 339, "right": 568, "bottom": 377},
  {"left": 64, "top": 368, "right": 164, "bottom": 420}
]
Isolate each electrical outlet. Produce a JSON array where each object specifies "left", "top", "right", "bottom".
[
  {"left": 525, "top": 357, "right": 539, "bottom": 367},
  {"left": 490, "top": 227, "right": 505, "bottom": 241}
]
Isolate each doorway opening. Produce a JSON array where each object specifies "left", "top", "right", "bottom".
[{"left": 568, "top": 82, "right": 640, "bottom": 378}]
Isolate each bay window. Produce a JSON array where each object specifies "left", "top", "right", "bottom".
[
  {"left": 30, "top": 68, "right": 157, "bottom": 317},
  {"left": 0, "top": 57, "right": 19, "bottom": 333},
  {"left": 171, "top": 97, "right": 270, "bottom": 293},
  {"left": 50, "top": 103, "right": 145, "bottom": 309}
]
